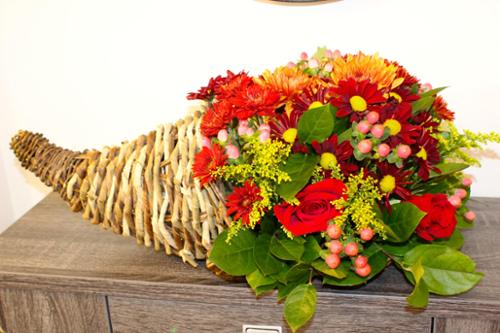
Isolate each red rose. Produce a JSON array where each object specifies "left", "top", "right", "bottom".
[
  {"left": 274, "top": 179, "right": 346, "bottom": 236},
  {"left": 408, "top": 193, "right": 457, "bottom": 241}
]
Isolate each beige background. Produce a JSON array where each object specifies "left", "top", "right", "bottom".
[{"left": 1, "top": 0, "right": 499, "bottom": 233}]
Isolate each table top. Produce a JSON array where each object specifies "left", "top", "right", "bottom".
[{"left": 1, "top": 193, "right": 499, "bottom": 319}]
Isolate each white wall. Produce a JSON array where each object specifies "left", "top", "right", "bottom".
[{"left": 1, "top": 0, "right": 500, "bottom": 232}]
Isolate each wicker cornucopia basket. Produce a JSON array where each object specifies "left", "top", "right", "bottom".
[{"left": 10, "top": 111, "right": 229, "bottom": 267}]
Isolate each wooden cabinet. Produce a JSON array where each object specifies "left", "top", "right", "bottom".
[{"left": 1, "top": 194, "right": 499, "bottom": 333}]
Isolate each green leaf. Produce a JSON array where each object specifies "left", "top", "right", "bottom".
[
  {"left": 420, "top": 86, "right": 447, "bottom": 98},
  {"left": 297, "top": 104, "right": 334, "bottom": 144},
  {"left": 260, "top": 215, "right": 279, "bottom": 235},
  {"left": 276, "top": 154, "right": 319, "bottom": 201},
  {"left": 246, "top": 269, "right": 277, "bottom": 293},
  {"left": 412, "top": 96, "right": 435, "bottom": 115},
  {"left": 311, "top": 259, "right": 347, "bottom": 279},
  {"left": 406, "top": 259, "right": 429, "bottom": 308},
  {"left": 429, "top": 163, "right": 469, "bottom": 178},
  {"left": 323, "top": 247, "right": 388, "bottom": 287},
  {"left": 382, "top": 202, "right": 427, "bottom": 243},
  {"left": 433, "top": 230, "right": 464, "bottom": 250},
  {"left": 456, "top": 214, "right": 474, "bottom": 229},
  {"left": 270, "top": 235, "right": 305, "bottom": 261},
  {"left": 381, "top": 240, "right": 419, "bottom": 257},
  {"left": 284, "top": 284, "right": 317, "bottom": 333},
  {"left": 255, "top": 283, "right": 278, "bottom": 296},
  {"left": 209, "top": 229, "right": 256, "bottom": 276},
  {"left": 254, "top": 234, "right": 285, "bottom": 276},
  {"left": 278, "top": 282, "right": 301, "bottom": 301},
  {"left": 404, "top": 245, "right": 483, "bottom": 296},
  {"left": 285, "top": 264, "right": 311, "bottom": 284},
  {"left": 338, "top": 128, "right": 352, "bottom": 143},
  {"left": 302, "top": 236, "right": 322, "bottom": 263}
]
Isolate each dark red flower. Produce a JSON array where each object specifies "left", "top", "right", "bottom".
[
  {"left": 226, "top": 181, "right": 263, "bottom": 225},
  {"left": 274, "top": 179, "right": 346, "bottom": 236},
  {"left": 390, "top": 61, "right": 419, "bottom": 87},
  {"left": 433, "top": 96, "right": 455, "bottom": 121},
  {"left": 408, "top": 193, "right": 457, "bottom": 241},
  {"left": 200, "top": 101, "right": 234, "bottom": 137},
  {"left": 311, "top": 134, "right": 357, "bottom": 175},
  {"left": 377, "top": 162, "right": 412, "bottom": 204},
  {"left": 413, "top": 129, "right": 441, "bottom": 181},
  {"left": 378, "top": 103, "right": 420, "bottom": 147},
  {"left": 330, "top": 78, "right": 386, "bottom": 122},
  {"left": 193, "top": 144, "right": 227, "bottom": 186},
  {"left": 187, "top": 74, "right": 226, "bottom": 101}
]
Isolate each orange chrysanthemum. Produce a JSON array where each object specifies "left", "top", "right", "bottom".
[
  {"left": 433, "top": 96, "right": 455, "bottom": 121},
  {"left": 255, "top": 66, "right": 312, "bottom": 100},
  {"left": 331, "top": 52, "right": 404, "bottom": 91},
  {"left": 193, "top": 144, "right": 227, "bottom": 186}
]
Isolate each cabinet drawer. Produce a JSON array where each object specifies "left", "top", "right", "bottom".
[{"left": 108, "top": 295, "right": 432, "bottom": 333}]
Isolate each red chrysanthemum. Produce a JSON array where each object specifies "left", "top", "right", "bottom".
[
  {"left": 226, "top": 181, "right": 263, "bottom": 225},
  {"left": 413, "top": 129, "right": 441, "bottom": 181},
  {"left": 330, "top": 78, "right": 386, "bottom": 122},
  {"left": 433, "top": 96, "right": 455, "bottom": 121},
  {"left": 216, "top": 71, "right": 253, "bottom": 100},
  {"left": 311, "top": 134, "right": 358, "bottom": 175},
  {"left": 200, "top": 101, "right": 234, "bottom": 137},
  {"left": 390, "top": 61, "right": 419, "bottom": 87},
  {"left": 187, "top": 74, "right": 226, "bottom": 101},
  {"left": 230, "top": 83, "right": 281, "bottom": 120},
  {"left": 377, "top": 162, "right": 412, "bottom": 207},
  {"left": 378, "top": 103, "right": 420, "bottom": 147},
  {"left": 193, "top": 144, "right": 227, "bottom": 186}
]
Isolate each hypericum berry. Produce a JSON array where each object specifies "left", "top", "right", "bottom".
[
  {"left": 355, "top": 263, "right": 372, "bottom": 277},
  {"left": 377, "top": 143, "right": 391, "bottom": 157},
  {"left": 354, "top": 255, "right": 368, "bottom": 268},
  {"left": 360, "top": 228, "right": 375, "bottom": 241},
  {"left": 308, "top": 58, "right": 319, "bottom": 69},
  {"left": 217, "top": 129, "right": 228, "bottom": 142},
  {"left": 455, "top": 188, "right": 468, "bottom": 199},
  {"left": 397, "top": 144, "right": 411, "bottom": 159},
  {"left": 327, "top": 224, "right": 342, "bottom": 239},
  {"left": 370, "top": 124, "right": 385, "bottom": 138},
  {"left": 464, "top": 211, "right": 476, "bottom": 222},
  {"left": 419, "top": 83, "right": 432, "bottom": 93},
  {"left": 325, "top": 253, "right": 341, "bottom": 269},
  {"left": 344, "top": 242, "right": 359, "bottom": 257},
  {"left": 259, "top": 130, "right": 270, "bottom": 142},
  {"left": 329, "top": 240, "right": 343, "bottom": 254},
  {"left": 245, "top": 127, "right": 255, "bottom": 136},
  {"left": 448, "top": 195, "right": 462, "bottom": 208},
  {"left": 225, "top": 144, "right": 240, "bottom": 159},
  {"left": 324, "top": 63, "right": 333, "bottom": 72},
  {"left": 358, "top": 139, "right": 373, "bottom": 154},
  {"left": 201, "top": 136, "right": 211, "bottom": 148},
  {"left": 357, "top": 120, "right": 372, "bottom": 134},
  {"left": 366, "top": 111, "right": 380, "bottom": 124},
  {"left": 300, "top": 52, "right": 308, "bottom": 60},
  {"left": 462, "top": 177, "right": 473, "bottom": 187}
]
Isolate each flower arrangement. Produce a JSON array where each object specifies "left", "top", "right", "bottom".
[{"left": 189, "top": 48, "right": 500, "bottom": 332}]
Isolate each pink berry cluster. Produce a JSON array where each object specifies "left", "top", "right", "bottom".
[
  {"left": 449, "top": 177, "right": 476, "bottom": 222},
  {"left": 202, "top": 120, "right": 271, "bottom": 160},
  {"left": 355, "top": 111, "right": 411, "bottom": 162},
  {"left": 324, "top": 224, "right": 375, "bottom": 277}
]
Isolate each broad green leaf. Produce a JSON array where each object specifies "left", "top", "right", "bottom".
[
  {"left": 260, "top": 215, "right": 279, "bottom": 235},
  {"left": 246, "top": 269, "right": 277, "bottom": 293},
  {"left": 381, "top": 240, "right": 419, "bottom": 257},
  {"left": 297, "top": 104, "right": 334, "bottom": 144},
  {"left": 254, "top": 234, "right": 285, "bottom": 276},
  {"left": 338, "top": 128, "right": 352, "bottom": 143},
  {"left": 311, "top": 259, "right": 347, "bottom": 279},
  {"left": 382, "top": 202, "right": 427, "bottom": 243},
  {"left": 302, "top": 236, "right": 322, "bottom": 263},
  {"left": 276, "top": 154, "right": 319, "bottom": 201},
  {"left": 412, "top": 96, "right": 435, "bottom": 115},
  {"left": 429, "top": 163, "right": 469, "bottom": 178},
  {"left": 404, "top": 245, "right": 483, "bottom": 296},
  {"left": 420, "top": 86, "right": 447, "bottom": 98},
  {"left": 407, "top": 259, "right": 429, "bottom": 308},
  {"left": 285, "top": 263, "right": 311, "bottom": 284},
  {"left": 270, "top": 235, "right": 305, "bottom": 261},
  {"left": 323, "top": 248, "right": 388, "bottom": 287},
  {"left": 255, "top": 283, "right": 278, "bottom": 296},
  {"left": 456, "top": 214, "right": 474, "bottom": 229},
  {"left": 278, "top": 282, "right": 301, "bottom": 301},
  {"left": 284, "top": 284, "right": 317, "bottom": 333},
  {"left": 433, "top": 230, "right": 464, "bottom": 250},
  {"left": 209, "top": 229, "right": 256, "bottom": 276}
]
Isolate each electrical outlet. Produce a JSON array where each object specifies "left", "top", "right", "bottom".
[{"left": 242, "top": 324, "right": 282, "bottom": 333}]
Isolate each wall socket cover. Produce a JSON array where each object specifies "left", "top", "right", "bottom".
[{"left": 242, "top": 324, "right": 282, "bottom": 333}]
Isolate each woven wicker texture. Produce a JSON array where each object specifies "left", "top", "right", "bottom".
[{"left": 10, "top": 111, "right": 229, "bottom": 267}]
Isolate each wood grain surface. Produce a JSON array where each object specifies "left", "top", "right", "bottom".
[
  {"left": 0, "top": 288, "right": 109, "bottom": 333},
  {"left": 434, "top": 317, "right": 500, "bottom": 333},
  {"left": 0, "top": 193, "right": 500, "bottom": 332}
]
